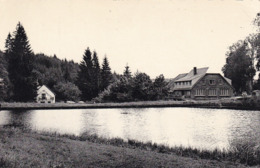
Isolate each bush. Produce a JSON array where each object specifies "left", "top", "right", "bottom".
[{"left": 53, "top": 82, "right": 81, "bottom": 102}]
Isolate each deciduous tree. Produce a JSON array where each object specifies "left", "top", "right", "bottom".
[{"left": 222, "top": 41, "right": 256, "bottom": 94}]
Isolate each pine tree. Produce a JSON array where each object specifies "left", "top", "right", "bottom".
[
  {"left": 77, "top": 47, "right": 94, "bottom": 101},
  {"left": 123, "top": 64, "right": 132, "bottom": 78},
  {"left": 8, "top": 22, "right": 37, "bottom": 102},
  {"left": 92, "top": 51, "right": 101, "bottom": 97},
  {"left": 5, "top": 33, "right": 13, "bottom": 54},
  {"left": 101, "top": 56, "right": 112, "bottom": 90},
  {"left": 0, "top": 33, "right": 13, "bottom": 101}
]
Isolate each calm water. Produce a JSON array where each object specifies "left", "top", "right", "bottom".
[{"left": 1, "top": 107, "right": 260, "bottom": 150}]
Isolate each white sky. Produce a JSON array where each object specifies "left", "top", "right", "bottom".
[{"left": 0, "top": 0, "right": 260, "bottom": 78}]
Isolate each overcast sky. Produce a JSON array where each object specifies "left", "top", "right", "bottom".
[{"left": 0, "top": 0, "right": 260, "bottom": 78}]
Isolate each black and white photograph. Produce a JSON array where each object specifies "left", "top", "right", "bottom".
[{"left": 1, "top": 0, "right": 260, "bottom": 167}]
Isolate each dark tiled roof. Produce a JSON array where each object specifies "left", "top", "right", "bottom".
[
  {"left": 168, "top": 67, "right": 233, "bottom": 92},
  {"left": 175, "top": 67, "right": 208, "bottom": 82},
  {"left": 172, "top": 67, "right": 208, "bottom": 90}
]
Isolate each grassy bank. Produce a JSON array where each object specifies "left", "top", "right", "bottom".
[
  {"left": 0, "top": 99, "right": 257, "bottom": 110},
  {"left": 0, "top": 126, "right": 258, "bottom": 167}
]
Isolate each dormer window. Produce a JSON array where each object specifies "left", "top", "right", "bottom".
[{"left": 209, "top": 80, "right": 215, "bottom": 85}]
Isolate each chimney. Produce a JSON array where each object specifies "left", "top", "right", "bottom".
[{"left": 193, "top": 67, "right": 197, "bottom": 75}]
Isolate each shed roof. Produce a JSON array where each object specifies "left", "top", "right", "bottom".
[{"left": 37, "top": 85, "right": 55, "bottom": 96}]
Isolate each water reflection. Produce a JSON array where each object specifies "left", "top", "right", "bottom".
[{"left": 1, "top": 107, "right": 260, "bottom": 150}]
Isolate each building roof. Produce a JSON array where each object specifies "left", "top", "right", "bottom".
[
  {"left": 172, "top": 67, "right": 208, "bottom": 90},
  {"left": 169, "top": 67, "right": 232, "bottom": 91},
  {"left": 175, "top": 67, "right": 209, "bottom": 82},
  {"left": 37, "top": 85, "right": 55, "bottom": 96}
]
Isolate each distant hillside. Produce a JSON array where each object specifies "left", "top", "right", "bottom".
[{"left": 34, "top": 53, "right": 79, "bottom": 89}]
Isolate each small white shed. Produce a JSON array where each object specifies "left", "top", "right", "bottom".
[{"left": 37, "top": 85, "right": 55, "bottom": 103}]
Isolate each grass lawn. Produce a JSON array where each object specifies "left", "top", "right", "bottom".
[{"left": 0, "top": 126, "right": 250, "bottom": 168}]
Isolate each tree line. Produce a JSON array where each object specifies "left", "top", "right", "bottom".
[{"left": 0, "top": 22, "right": 169, "bottom": 102}]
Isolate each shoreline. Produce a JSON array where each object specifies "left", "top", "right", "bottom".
[
  {"left": 0, "top": 100, "right": 259, "bottom": 111},
  {"left": 0, "top": 126, "right": 253, "bottom": 167}
]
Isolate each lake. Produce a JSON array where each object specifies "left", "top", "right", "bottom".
[{"left": 1, "top": 107, "right": 260, "bottom": 150}]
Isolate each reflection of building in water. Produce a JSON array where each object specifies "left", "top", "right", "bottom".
[{"left": 37, "top": 85, "right": 55, "bottom": 103}]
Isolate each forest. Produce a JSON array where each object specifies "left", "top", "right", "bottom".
[{"left": 0, "top": 22, "right": 169, "bottom": 102}]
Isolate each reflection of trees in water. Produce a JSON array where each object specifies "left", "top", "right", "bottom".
[
  {"left": 228, "top": 126, "right": 260, "bottom": 151},
  {"left": 227, "top": 112, "right": 260, "bottom": 150},
  {"left": 4, "top": 110, "right": 32, "bottom": 129}
]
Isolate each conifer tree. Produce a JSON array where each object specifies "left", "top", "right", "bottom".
[
  {"left": 92, "top": 51, "right": 101, "bottom": 97},
  {"left": 101, "top": 56, "right": 112, "bottom": 90},
  {"left": 7, "top": 22, "right": 37, "bottom": 102},
  {"left": 0, "top": 33, "right": 13, "bottom": 101},
  {"left": 123, "top": 64, "right": 132, "bottom": 78},
  {"left": 5, "top": 33, "right": 13, "bottom": 54},
  {"left": 77, "top": 47, "right": 94, "bottom": 101}
]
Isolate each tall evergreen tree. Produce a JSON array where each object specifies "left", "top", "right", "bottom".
[
  {"left": 123, "top": 64, "right": 132, "bottom": 78},
  {"left": 101, "top": 56, "right": 112, "bottom": 90},
  {"left": 5, "top": 33, "right": 13, "bottom": 54},
  {"left": 7, "top": 22, "right": 37, "bottom": 102},
  {"left": 0, "top": 33, "right": 13, "bottom": 101},
  {"left": 77, "top": 47, "right": 94, "bottom": 101},
  {"left": 92, "top": 51, "right": 101, "bottom": 97}
]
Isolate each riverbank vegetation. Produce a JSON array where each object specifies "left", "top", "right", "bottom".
[
  {"left": 0, "top": 126, "right": 253, "bottom": 167},
  {"left": 1, "top": 98, "right": 258, "bottom": 110}
]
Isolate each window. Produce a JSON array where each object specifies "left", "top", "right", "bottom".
[
  {"left": 42, "top": 93, "right": 46, "bottom": 100},
  {"left": 220, "top": 89, "right": 229, "bottom": 96},
  {"left": 195, "top": 89, "right": 205, "bottom": 96},
  {"left": 208, "top": 89, "right": 217, "bottom": 96},
  {"left": 218, "top": 79, "right": 223, "bottom": 85},
  {"left": 209, "top": 80, "right": 215, "bottom": 85}
]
